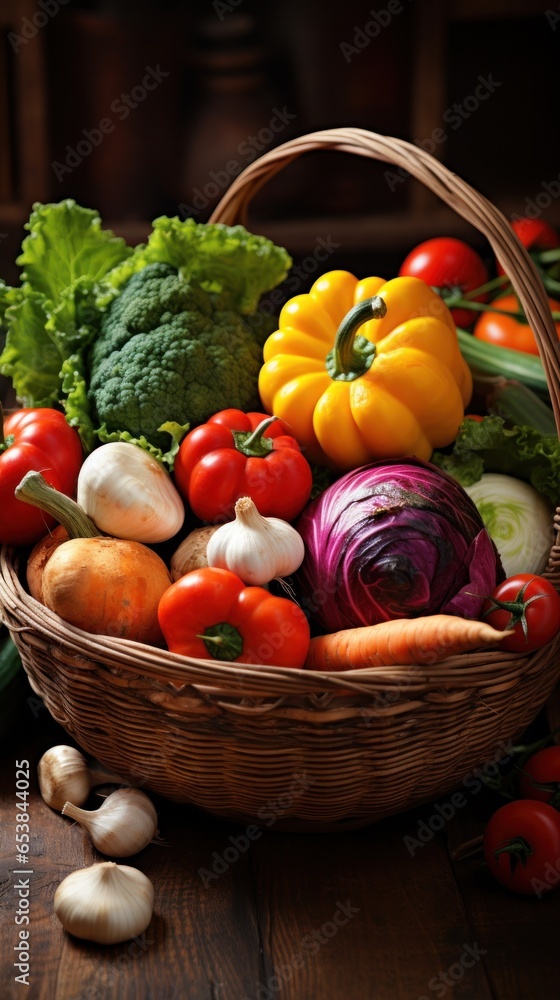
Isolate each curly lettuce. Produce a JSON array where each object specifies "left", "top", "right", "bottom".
[
  {"left": 0, "top": 201, "right": 133, "bottom": 415},
  {"left": 432, "top": 414, "right": 560, "bottom": 506}
]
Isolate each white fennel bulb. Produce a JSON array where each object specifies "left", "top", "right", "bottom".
[{"left": 464, "top": 473, "right": 554, "bottom": 578}]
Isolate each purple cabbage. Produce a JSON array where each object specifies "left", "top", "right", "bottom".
[{"left": 295, "top": 458, "right": 504, "bottom": 632}]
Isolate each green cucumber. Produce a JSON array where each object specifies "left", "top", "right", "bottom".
[{"left": 457, "top": 328, "right": 549, "bottom": 398}]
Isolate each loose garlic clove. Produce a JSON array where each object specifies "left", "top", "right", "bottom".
[
  {"left": 38, "top": 745, "right": 125, "bottom": 811},
  {"left": 206, "top": 496, "right": 305, "bottom": 585},
  {"left": 77, "top": 441, "right": 185, "bottom": 543},
  {"left": 62, "top": 787, "right": 158, "bottom": 857},
  {"left": 54, "top": 862, "right": 154, "bottom": 944},
  {"left": 38, "top": 746, "right": 91, "bottom": 811}
]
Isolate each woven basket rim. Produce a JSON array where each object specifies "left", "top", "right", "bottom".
[{"left": 3, "top": 543, "right": 560, "bottom": 704}]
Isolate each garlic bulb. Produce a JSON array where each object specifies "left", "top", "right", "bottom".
[
  {"left": 170, "top": 524, "right": 220, "bottom": 580},
  {"left": 206, "top": 496, "right": 305, "bottom": 585},
  {"left": 77, "top": 441, "right": 184, "bottom": 543},
  {"left": 54, "top": 862, "right": 154, "bottom": 944},
  {"left": 38, "top": 745, "right": 124, "bottom": 811},
  {"left": 62, "top": 787, "right": 158, "bottom": 857}
]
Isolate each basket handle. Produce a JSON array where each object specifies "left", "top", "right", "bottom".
[{"left": 210, "top": 127, "right": 560, "bottom": 434}]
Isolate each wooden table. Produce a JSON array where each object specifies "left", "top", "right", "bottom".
[{"left": 1, "top": 680, "right": 558, "bottom": 1000}]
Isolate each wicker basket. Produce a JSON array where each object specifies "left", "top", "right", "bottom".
[{"left": 2, "top": 128, "right": 560, "bottom": 832}]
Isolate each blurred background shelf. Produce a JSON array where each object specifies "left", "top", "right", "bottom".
[{"left": 0, "top": 0, "right": 558, "bottom": 283}]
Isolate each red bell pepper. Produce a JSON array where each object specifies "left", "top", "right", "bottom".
[
  {"left": 158, "top": 567, "right": 310, "bottom": 668},
  {"left": 174, "top": 408, "right": 313, "bottom": 523},
  {"left": 0, "top": 407, "right": 83, "bottom": 546}
]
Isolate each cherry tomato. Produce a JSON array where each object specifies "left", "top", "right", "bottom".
[
  {"left": 0, "top": 408, "right": 83, "bottom": 546},
  {"left": 473, "top": 293, "right": 560, "bottom": 356},
  {"left": 398, "top": 237, "right": 489, "bottom": 328},
  {"left": 481, "top": 574, "right": 560, "bottom": 653},
  {"left": 519, "top": 747, "right": 560, "bottom": 808},
  {"left": 496, "top": 218, "right": 560, "bottom": 275},
  {"left": 484, "top": 799, "right": 560, "bottom": 895}
]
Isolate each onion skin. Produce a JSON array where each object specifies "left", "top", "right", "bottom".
[
  {"left": 40, "top": 537, "right": 172, "bottom": 644},
  {"left": 27, "top": 525, "right": 69, "bottom": 602},
  {"left": 295, "top": 458, "right": 504, "bottom": 633},
  {"left": 170, "top": 525, "right": 220, "bottom": 581}
]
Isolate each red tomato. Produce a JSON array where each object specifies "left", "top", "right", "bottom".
[
  {"left": 398, "top": 237, "right": 489, "bottom": 328},
  {"left": 481, "top": 574, "right": 560, "bottom": 653},
  {"left": 484, "top": 800, "right": 560, "bottom": 895},
  {"left": 519, "top": 747, "right": 560, "bottom": 807},
  {"left": 473, "top": 293, "right": 560, "bottom": 355},
  {"left": 496, "top": 218, "right": 560, "bottom": 275},
  {"left": 0, "top": 408, "right": 83, "bottom": 546}
]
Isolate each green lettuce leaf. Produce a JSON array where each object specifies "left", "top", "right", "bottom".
[
  {"left": 0, "top": 291, "right": 63, "bottom": 406},
  {"left": 0, "top": 201, "right": 133, "bottom": 413},
  {"left": 432, "top": 415, "right": 560, "bottom": 505},
  {"left": 96, "top": 420, "right": 190, "bottom": 468},
  {"left": 0, "top": 280, "right": 22, "bottom": 326},
  {"left": 17, "top": 199, "right": 133, "bottom": 302},
  {"left": 101, "top": 216, "right": 292, "bottom": 314},
  {"left": 60, "top": 353, "right": 96, "bottom": 454}
]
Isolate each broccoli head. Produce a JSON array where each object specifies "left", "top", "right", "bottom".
[{"left": 88, "top": 262, "right": 272, "bottom": 450}]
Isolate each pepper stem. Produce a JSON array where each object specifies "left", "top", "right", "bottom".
[
  {"left": 231, "top": 416, "right": 278, "bottom": 458},
  {"left": 197, "top": 621, "right": 243, "bottom": 662},
  {"left": 15, "top": 471, "right": 101, "bottom": 539},
  {"left": 326, "top": 297, "right": 387, "bottom": 382}
]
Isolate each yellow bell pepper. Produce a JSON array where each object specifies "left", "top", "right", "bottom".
[{"left": 258, "top": 270, "right": 473, "bottom": 469}]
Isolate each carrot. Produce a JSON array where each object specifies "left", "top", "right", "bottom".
[{"left": 304, "top": 615, "right": 506, "bottom": 671}]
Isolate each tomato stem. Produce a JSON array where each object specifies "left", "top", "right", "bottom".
[
  {"left": 509, "top": 725, "right": 560, "bottom": 760},
  {"left": 493, "top": 836, "right": 533, "bottom": 873},
  {"left": 480, "top": 579, "right": 548, "bottom": 642}
]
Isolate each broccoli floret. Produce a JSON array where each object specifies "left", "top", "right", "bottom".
[{"left": 88, "top": 262, "right": 270, "bottom": 449}]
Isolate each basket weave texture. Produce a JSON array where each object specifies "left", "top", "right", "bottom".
[{"left": 2, "top": 128, "right": 560, "bottom": 831}]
